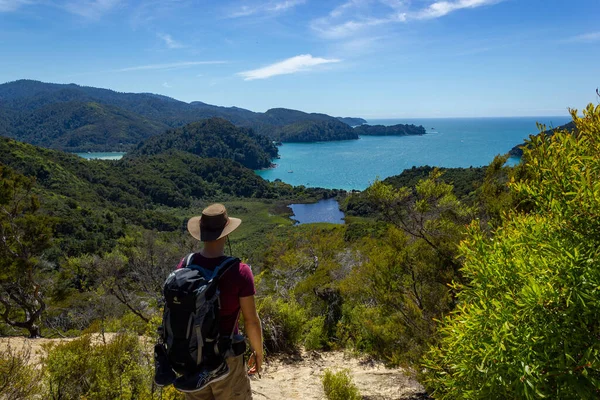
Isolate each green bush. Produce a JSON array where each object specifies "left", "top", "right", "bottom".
[
  {"left": 322, "top": 369, "right": 361, "bottom": 400},
  {"left": 0, "top": 342, "right": 43, "bottom": 400},
  {"left": 256, "top": 296, "right": 307, "bottom": 352},
  {"left": 423, "top": 105, "right": 600, "bottom": 399},
  {"left": 304, "top": 316, "right": 328, "bottom": 351},
  {"left": 43, "top": 332, "right": 157, "bottom": 400}
]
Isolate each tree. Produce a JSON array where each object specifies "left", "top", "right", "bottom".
[
  {"left": 338, "top": 171, "right": 475, "bottom": 365},
  {"left": 0, "top": 165, "right": 55, "bottom": 337},
  {"left": 423, "top": 104, "right": 600, "bottom": 399}
]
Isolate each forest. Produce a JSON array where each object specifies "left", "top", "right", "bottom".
[{"left": 0, "top": 103, "right": 598, "bottom": 399}]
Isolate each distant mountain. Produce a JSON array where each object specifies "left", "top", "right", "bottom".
[
  {"left": 0, "top": 80, "right": 368, "bottom": 150},
  {"left": 509, "top": 121, "right": 576, "bottom": 157},
  {"left": 337, "top": 117, "right": 367, "bottom": 126},
  {"left": 354, "top": 123, "right": 426, "bottom": 136},
  {"left": 129, "top": 118, "right": 278, "bottom": 169},
  {"left": 5, "top": 101, "right": 169, "bottom": 151},
  {"left": 273, "top": 119, "right": 358, "bottom": 142}
]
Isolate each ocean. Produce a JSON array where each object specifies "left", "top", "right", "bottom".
[{"left": 256, "top": 117, "right": 572, "bottom": 191}]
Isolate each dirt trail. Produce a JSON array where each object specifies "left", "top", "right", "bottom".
[
  {"left": 251, "top": 349, "right": 426, "bottom": 400},
  {"left": 1, "top": 337, "right": 426, "bottom": 399}
]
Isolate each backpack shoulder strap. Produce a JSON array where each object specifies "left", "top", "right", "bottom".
[
  {"left": 184, "top": 253, "right": 195, "bottom": 268},
  {"left": 210, "top": 256, "right": 240, "bottom": 281}
]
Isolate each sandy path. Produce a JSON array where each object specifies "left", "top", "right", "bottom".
[{"left": 251, "top": 350, "right": 427, "bottom": 400}]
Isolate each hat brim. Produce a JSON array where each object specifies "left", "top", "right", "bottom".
[{"left": 187, "top": 216, "right": 242, "bottom": 242}]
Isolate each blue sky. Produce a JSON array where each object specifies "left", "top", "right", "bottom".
[{"left": 1, "top": 0, "right": 598, "bottom": 117}]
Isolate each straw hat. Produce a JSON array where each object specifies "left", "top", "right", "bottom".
[{"left": 187, "top": 203, "right": 242, "bottom": 242}]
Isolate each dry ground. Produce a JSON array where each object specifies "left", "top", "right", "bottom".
[{"left": 1, "top": 336, "right": 427, "bottom": 400}]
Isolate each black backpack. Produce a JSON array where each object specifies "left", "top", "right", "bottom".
[{"left": 159, "top": 254, "right": 240, "bottom": 374}]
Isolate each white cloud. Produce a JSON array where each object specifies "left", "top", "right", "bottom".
[
  {"left": 158, "top": 33, "right": 185, "bottom": 49},
  {"left": 228, "top": 0, "right": 305, "bottom": 18},
  {"left": 237, "top": 54, "right": 341, "bottom": 80},
  {"left": 0, "top": 0, "right": 31, "bottom": 12},
  {"left": 564, "top": 31, "right": 600, "bottom": 43},
  {"left": 312, "top": 0, "right": 501, "bottom": 39},
  {"left": 162, "top": 82, "right": 172, "bottom": 88},
  {"left": 116, "top": 61, "right": 227, "bottom": 72},
  {"left": 63, "top": 0, "right": 121, "bottom": 19},
  {"left": 414, "top": 0, "right": 500, "bottom": 20}
]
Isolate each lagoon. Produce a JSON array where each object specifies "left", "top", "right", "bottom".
[
  {"left": 75, "top": 152, "right": 126, "bottom": 160},
  {"left": 256, "top": 116, "right": 571, "bottom": 191},
  {"left": 289, "top": 199, "right": 345, "bottom": 225}
]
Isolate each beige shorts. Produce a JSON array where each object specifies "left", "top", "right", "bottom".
[{"left": 184, "top": 355, "right": 252, "bottom": 400}]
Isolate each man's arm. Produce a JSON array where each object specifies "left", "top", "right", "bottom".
[{"left": 240, "top": 295, "right": 263, "bottom": 374}]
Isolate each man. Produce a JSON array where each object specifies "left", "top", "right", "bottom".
[{"left": 178, "top": 203, "right": 263, "bottom": 400}]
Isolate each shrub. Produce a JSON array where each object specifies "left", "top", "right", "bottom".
[
  {"left": 256, "top": 296, "right": 307, "bottom": 352},
  {"left": 304, "top": 316, "right": 328, "bottom": 351},
  {"left": 322, "top": 369, "right": 361, "bottom": 400},
  {"left": 0, "top": 341, "right": 43, "bottom": 400},
  {"left": 43, "top": 332, "right": 158, "bottom": 400},
  {"left": 423, "top": 105, "right": 600, "bottom": 399}
]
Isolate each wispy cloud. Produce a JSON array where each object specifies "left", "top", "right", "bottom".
[
  {"left": 414, "top": 0, "right": 501, "bottom": 20},
  {"left": 162, "top": 82, "right": 172, "bottom": 88},
  {"left": 563, "top": 31, "right": 600, "bottom": 43},
  {"left": 0, "top": 0, "right": 31, "bottom": 12},
  {"left": 228, "top": 0, "right": 305, "bottom": 18},
  {"left": 157, "top": 33, "right": 185, "bottom": 49},
  {"left": 116, "top": 61, "right": 227, "bottom": 72},
  {"left": 237, "top": 54, "right": 341, "bottom": 80},
  {"left": 313, "top": 0, "right": 502, "bottom": 39}
]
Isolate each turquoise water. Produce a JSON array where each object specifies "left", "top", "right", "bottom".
[
  {"left": 75, "top": 152, "right": 126, "bottom": 160},
  {"left": 289, "top": 199, "right": 345, "bottom": 225},
  {"left": 256, "top": 117, "right": 571, "bottom": 190}
]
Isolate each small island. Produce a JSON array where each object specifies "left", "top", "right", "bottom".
[{"left": 353, "top": 123, "right": 426, "bottom": 136}]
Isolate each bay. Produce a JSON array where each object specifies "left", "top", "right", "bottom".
[{"left": 256, "top": 116, "right": 571, "bottom": 190}]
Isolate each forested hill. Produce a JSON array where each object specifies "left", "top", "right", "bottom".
[
  {"left": 129, "top": 118, "right": 278, "bottom": 169},
  {"left": 0, "top": 80, "right": 366, "bottom": 150},
  {"left": 0, "top": 136, "right": 289, "bottom": 257},
  {"left": 509, "top": 121, "right": 576, "bottom": 157},
  {"left": 336, "top": 116, "right": 367, "bottom": 126},
  {"left": 354, "top": 123, "right": 426, "bottom": 136}
]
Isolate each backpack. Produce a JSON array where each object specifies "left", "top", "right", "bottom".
[{"left": 159, "top": 254, "right": 240, "bottom": 374}]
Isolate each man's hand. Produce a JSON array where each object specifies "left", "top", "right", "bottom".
[{"left": 247, "top": 351, "right": 263, "bottom": 377}]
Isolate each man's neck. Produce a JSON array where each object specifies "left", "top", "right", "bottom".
[
  {"left": 199, "top": 239, "right": 226, "bottom": 258},
  {"left": 199, "top": 248, "right": 225, "bottom": 258}
]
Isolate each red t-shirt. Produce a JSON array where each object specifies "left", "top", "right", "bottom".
[{"left": 176, "top": 254, "right": 255, "bottom": 336}]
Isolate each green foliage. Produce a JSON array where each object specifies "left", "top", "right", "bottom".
[
  {"left": 0, "top": 342, "right": 43, "bottom": 399},
  {"left": 354, "top": 123, "right": 426, "bottom": 136},
  {"left": 43, "top": 332, "right": 158, "bottom": 400},
  {"left": 322, "top": 369, "right": 361, "bottom": 400},
  {"left": 129, "top": 118, "right": 278, "bottom": 169},
  {"left": 304, "top": 316, "right": 328, "bottom": 351},
  {"left": 256, "top": 296, "right": 308, "bottom": 353},
  {"left": 0, "top": 165, "right": 55, "bottom": 337},
  {"left": 423, "top": 104, "right": 600, "bottom": 399},
  {"left": 339, "top": 171, "right": 474, "bottom": 366},
  {"left": 274, "top": 119, "right": 358, "bottom": 142}
]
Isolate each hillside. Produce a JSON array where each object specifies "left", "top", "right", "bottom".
[
  {"left": 354, "top": 123, "right": 426, "bottom": 136},
  {"left": 273, "top": 119, "right": 358, "bottom": 142},
  {"left": 0, "top": 80, "right": 366, "bottom": 150},
  {"left": 5, "top": 101, "right": 169, "bottom": 151},
  {"left": 508, "top": 121, "right": 576, "bottom": 157},
  {"left": 337, "top": 116, "right": 367, "bottom": 126},
  {"left": 129, "top": 118, "right": 278, "bottom": 169}
]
